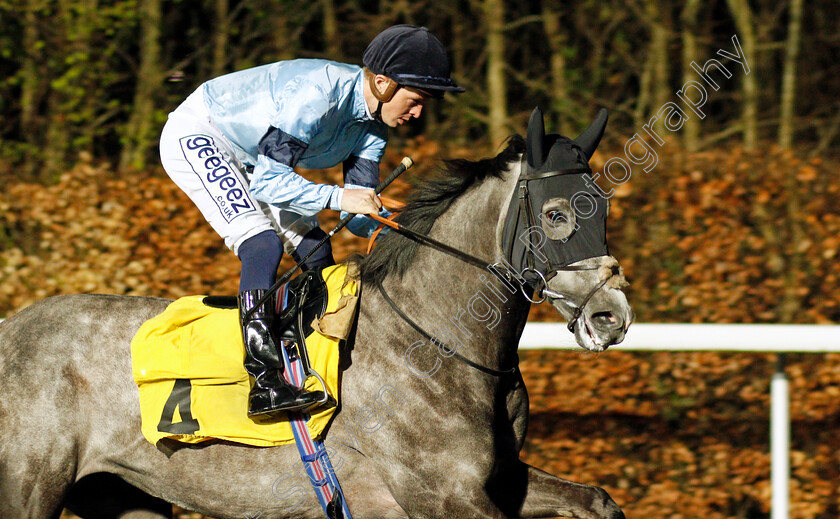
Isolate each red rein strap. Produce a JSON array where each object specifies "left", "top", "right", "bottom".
[
  {"left": 366, "top": 198, "right": 405, "bottom": 254},
  {"left": 378, "top": 196, "right": 406, "bottom": 210}
]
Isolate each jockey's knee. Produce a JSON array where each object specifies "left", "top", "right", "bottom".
[{"left": 292, "top": 227, "right": 335, "bottom": 271}]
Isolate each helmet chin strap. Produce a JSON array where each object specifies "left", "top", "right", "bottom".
[
  {"left": 368, "top": 72, "right": 399, "bottom": 122},
  {"left": 373, "top": 101, "right": 384, "bottom": 121}
]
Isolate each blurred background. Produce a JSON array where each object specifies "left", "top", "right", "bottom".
[{"left": 1, "top": 0, "right": 838, "bottom": 517}]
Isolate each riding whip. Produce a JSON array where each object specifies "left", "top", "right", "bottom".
[{"left": 244, "top": 156, "right": 414, "bottom": 319}]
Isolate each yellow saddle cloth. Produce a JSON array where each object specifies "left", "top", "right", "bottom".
[{"left": 131, "top": 264, "right": 359, "bottom": 447}]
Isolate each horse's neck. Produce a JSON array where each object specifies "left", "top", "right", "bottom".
[{"left": 383, "top": 164, "right": 528, "bottom": 368}]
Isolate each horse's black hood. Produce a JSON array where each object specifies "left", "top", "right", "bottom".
[
  {"left": 502, "top": 107, "right": 610, "bottom": 285},
  {"left": 526, "top": 107, "right": 608, "bottom": 171}
]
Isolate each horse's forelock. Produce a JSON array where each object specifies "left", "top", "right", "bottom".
[{"left": 360, "top": 135, "right": 526, "bottom": 284}]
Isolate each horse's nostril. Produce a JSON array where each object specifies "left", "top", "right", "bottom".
[{"left": 591, "top": 311, "right": 619, "bottom": 327}]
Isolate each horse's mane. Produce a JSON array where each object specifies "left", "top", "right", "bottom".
[{"left": 359, "top": 134, "right": 526, "bottom": 285}]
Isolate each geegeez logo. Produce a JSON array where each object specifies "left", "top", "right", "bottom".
[{"left": 180, "top": 135, "right": 255, "bottom": 223}]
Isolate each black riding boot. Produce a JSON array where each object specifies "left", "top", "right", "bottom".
[{"left": 239, "top": 289, "right": 324, "bottom": 416}]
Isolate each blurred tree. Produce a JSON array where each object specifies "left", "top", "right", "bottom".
[
  {"left": 19, "top": 1, "right": 42, "bottom": 177},
  {"left": 484, "top": 0, "right": 508, "bottom": 146},
  {"left": 644, "top": 0, "right": 671, "bottom": 138},
  {"left": 725, "top": 0, "right": 758, "bottom": 150},
  {"left": 651, "top": 1, "right": 671, "bottom": 128},
  {"left": 212, "top": 0, "right": 230, "bottom": 76},
  {"left": 43, "top": 0, "right": 74, "bottom": 178},
  {"left": 778, "top": 0, "right": 802, "bottom": 149},
  {"left": 541, "top": 1, "right": 567, "bottom": 131},
  {"left": 323, "top": 0, "right": 341, "bottom": 60},
  {"left": 628, "top": 0, "right": 669, "bottom": 135},
  {"left": 633, "top": 42, "right": 653, "bottom": 130},
  {"left": 74, "top": 0, "right": 102, "bottom": 156},
  {"left": 120, "top": 0, "right": 163, "bottom": 170},
  {"left": 680, "top": 0, "right": 702, "bottom": 152}
]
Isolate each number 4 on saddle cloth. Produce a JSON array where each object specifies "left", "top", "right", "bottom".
[{"left": 130, "top": 263, "right": 359, "bottom": 448}]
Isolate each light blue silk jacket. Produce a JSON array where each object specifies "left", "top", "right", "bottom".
[{"left": 201, "top": 59, "right": 389, "bottom": 237}]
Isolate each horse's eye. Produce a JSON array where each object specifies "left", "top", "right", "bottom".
[
  {"left": 546, "top": 210, "right": 566, "bottom": 224},
  {"left": 540, "top": 198, "right": 575, "bottom": 240}
]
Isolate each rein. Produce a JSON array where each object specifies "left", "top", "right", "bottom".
[
  {"left": 367, "top": 210, "right": 602, "bottom": 306},
  {"left": 367, "top": 213, "right": 491, "bottom": 270},
  {"left": 365, "top": 210, "right": 604, "bottom": 377},
  {"left": 367, "top": 211, "right": 518, "bottom": 377}
]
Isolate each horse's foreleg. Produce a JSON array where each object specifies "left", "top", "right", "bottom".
[{"left": 490, "top": 461, "right": 624, "bottom": 519}]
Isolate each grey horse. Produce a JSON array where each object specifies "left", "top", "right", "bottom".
[{"left": 0, "top": 108, "right": 632, "bottom": 518}]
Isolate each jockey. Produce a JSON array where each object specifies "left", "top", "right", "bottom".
[{"left": 159, "top": 25, "right": 464, "bottom": 418}]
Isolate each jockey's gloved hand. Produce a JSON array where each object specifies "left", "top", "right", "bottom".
[{"left": 342, "top": 206, "right": 392, "bottom": 239}]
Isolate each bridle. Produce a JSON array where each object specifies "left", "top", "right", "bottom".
[
  {"left": 370, "top": 159, "right": 613, "bottom": 377},
  {"left": 503, "top": 156, "right": 611, "bottom": 331}
]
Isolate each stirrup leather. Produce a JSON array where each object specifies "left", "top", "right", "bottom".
[{"left": 276, "top": 270, "right": 334, "bottom": 411}]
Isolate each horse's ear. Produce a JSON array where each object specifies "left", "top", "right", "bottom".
[
  {"left": 526, "top": 107, "right": 546, "bottom": 169},
  {"left": 574, "top": 108, "right": 609, "bottom": 160}
]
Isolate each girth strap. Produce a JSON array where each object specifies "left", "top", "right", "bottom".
[{"left": 376, "top": 280, "right": 517, "bottom": 377}]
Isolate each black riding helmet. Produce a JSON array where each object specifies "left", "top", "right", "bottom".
[{"left": 363, "top": 25, "right": 465, "bottom": 101}]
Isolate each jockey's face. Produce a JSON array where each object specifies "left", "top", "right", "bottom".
[{"left": 380, "top": 86, "right": 428, "bottom": 127}]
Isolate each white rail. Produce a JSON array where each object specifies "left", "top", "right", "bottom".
[
  {"left": 520, "top": 322, "right": 840, "bottom": 352},
  {"left": 519, "top": 322, "right": 840, "bottom": 519}
]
